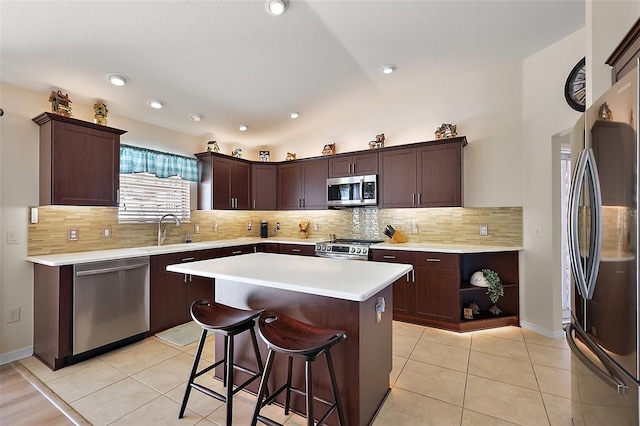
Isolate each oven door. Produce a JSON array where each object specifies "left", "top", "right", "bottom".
[{"left": 327, "top": 175, "right": 377, "bottom": 207}]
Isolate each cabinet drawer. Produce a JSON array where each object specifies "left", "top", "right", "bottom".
[
  {"left": 371, "top": 250, "right": 412, "bottom": 263},
  {"left": 412, "top": 252, "right": 459, "bottom": 269},
  {"left": 279, "top": 244, "right": 315, "bottom": 256}
]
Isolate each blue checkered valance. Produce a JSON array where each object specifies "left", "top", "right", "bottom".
[{"left": 120, "top": 144, "right": 199, "bottom": 182}]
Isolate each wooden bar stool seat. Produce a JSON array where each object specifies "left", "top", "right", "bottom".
[
  {"left": 179, "top": 299, "right": 264, "bottom": 426},
  {"left": 251, "top": 310, "right": 347, "bottom": 426}
]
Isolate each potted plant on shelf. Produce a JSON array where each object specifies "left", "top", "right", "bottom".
[{"left": 483, "top": 269, "right": 504, "bottom": 315}]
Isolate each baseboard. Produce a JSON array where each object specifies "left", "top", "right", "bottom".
[
  {"left": 0, "top": 346, "right": 33, "bottom": 365},
  {"left": 520, "top": 320, "right": 565, "bottom": 340}
]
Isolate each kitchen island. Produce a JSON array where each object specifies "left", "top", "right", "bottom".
[{"left": 166, "top": 252, "right": 413, "bottom": 426}]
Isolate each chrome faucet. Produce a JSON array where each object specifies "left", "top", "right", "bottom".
[{"left": 158, "top": 214, "right": 181, "bottom": 246}]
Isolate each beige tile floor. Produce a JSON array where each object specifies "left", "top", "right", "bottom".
[{"left": 16, "top": 322, "right": 573, "bottom": 425}]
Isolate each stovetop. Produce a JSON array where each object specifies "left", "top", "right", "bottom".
[
  {"left": 330, "top": 238, "right": 384, "bottom": 245},
  {"left": 315, "top": 238, "right": 383, "bottom": 259}
]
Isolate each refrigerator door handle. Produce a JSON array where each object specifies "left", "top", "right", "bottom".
[
  {"left": 565, "top": 323, "right": 631, "bottom": 395},
  {"left": 567, "top": 148, "right": 603, "bottom": 300}
]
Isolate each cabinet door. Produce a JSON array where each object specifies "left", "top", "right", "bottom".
[
  {"left": 378, "top": 148, "right": 417, "bottom": 208},
  {"left": 371, "top": 250, "right": 412, "bottom": 317},
  {"left": 301, "top": 158, "right": 328, "bottom": 209},
  {"left": 185, "top": 250, "right": 218, "bottom": 312},
  {"left": 417, "top": 143, "right": 462, "bottom": 207},
  {"left": 352, "top": 152, "right": 378, "bottom": 176},
  {"left": 150, "top": 269, "right": 187, "bottom": 333},
  {"left": 328, "top": 156, "right": 353, "bottom": 178},
  {"left": 277, "top": 163, "right": 303, "bottom": 210},
  {"left": 212, "top": 157, "right": 233, "bottom": 209},
  {"left": 49, "top": 121, "right": 120, "bottom": 206},
  {"left": 413, "top": 267, "right": 460, "bottom": 324},
  {"left": 231, "top": 160, "right": 251, "bottom": 210},
  {"left": 252, "top": 164, "right": 277, "bottom": 210}
]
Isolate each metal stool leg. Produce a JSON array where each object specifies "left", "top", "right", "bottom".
[
  {"left": 284, "top": 356, "right": 293, "bottom": 415},
  {"left": 225, "top": 334, "right": 234, "bottom": 426},
  {"left": 179, "top": 328, "right": 208, "bottom": 419},
  {"left": 326, "top": 349, "right": 346, "bottom": 426},
  {"left": 305, "top": 359, "right": 314, "bottom": 426},
  {"left": 251, "top": 349, "right": 276, "bottom": 426}
]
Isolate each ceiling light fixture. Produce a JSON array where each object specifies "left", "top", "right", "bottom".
[
  {"left": 105, "top": 73, "right": 128, "bottom": 86},
  {"left": 190, "top": 113, "right": 203, "bottom": 122},
  {"left": 238, "top": 124, "right": 248, "bottom": 131},
  {"left": 148, "top": 99, "right": 164, "bottom": 109},
  {"left": 265, "top": 0, "right": 286, "bottom": 16},
  {"left": 380, "top": 64, "right": 397, "bottom": 74},
  {"left": 289, "top": 112, "right": 299, "bottom": 119}
]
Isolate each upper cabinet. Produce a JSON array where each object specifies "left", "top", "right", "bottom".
[
  {"left": 197, "top": 152, "right": 251, "bottom": 210},
  {"left": 328, "top": 152, "right": 378, "bottom": 178},
  {"left": 33, "top": 112, "right": 126, "bottom": 207},
  {"left": 277, "top": 158, "right": 328, "bottom": 210},
  {"left": 606, "top": 18, "right": 640, "bottom": 83},
  {"left": 251, "top": 163, "right": 277, "bottom": 210},
  {"left": 379, "top": 138, "right": 466, "bottom": 208}
]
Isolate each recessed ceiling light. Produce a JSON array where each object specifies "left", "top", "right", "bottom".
[
  {"left": 148, "top": 99, "right": 164, "bottom": 109},
  {"left": 238, "top": 124, "right": 248, "bottom": 131},
  {"left": 380, "top": 64, "right": 397, "bottom": 74},
  {"left": 289, "top": 112, "right": 299, "bottom": 119},
  {"left": 265, "top": 0, "right": 286, "bottom": 16},
  {"left": 105, "top": 73, "right": 128, "bottom": 86},
  {"left": 190, "top": 113, "right": 203, "bottom": 122}
]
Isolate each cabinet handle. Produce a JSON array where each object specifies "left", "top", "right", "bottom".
[
  {"left": 412, "top": 269, "right": 415, "bottom": 282},
  {"left": 302, "top": 198, "right": 305, "bottom": 208},
  {"left": 412, "top": 193, "right": 416, "bottom": 205},
  {"left": 426, "top": 258, "right": 441, "bottom": 262},
  {"left": 232, "top": 250, "right": 242, "bottom": 255},
  {"left": 417, "top": 192, "right": 421, "bottom": 205},
  {"left": 383, "top": 255, "right": 396, "bottom": 259},
  {"left": 116, "top": 189, "right": 120, "bottom": 204},
  {"left": 181, "top": 257, "right": 195, "bottom": 262},
  {"left": 253, "top": 199, "right": 256, "bottom": 209},
  {"left": 298, "top": 199, "right": 302, "bottom": 208},
  {"left": 292, "top": 248, "right": 301, "bottom": 252},
  {"left": 183, "top": 274, "right": 188, "bottom": 283}
]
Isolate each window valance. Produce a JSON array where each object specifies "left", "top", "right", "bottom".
[{"left": 120, "top": 144, "right": 198, "bottom": 182}]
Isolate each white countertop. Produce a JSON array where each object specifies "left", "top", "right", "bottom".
[
  {"left": 371, "top": 242, "right": 523, "bottom": 253},
  {"left": 166, "top": 252, "right": 413, "bottom": 302},
  {"left": 26, "top": 237, "right": 522, "bottom": 266},
  {"left": 25, "top": 237, "right": 321, "bottom": 266}
]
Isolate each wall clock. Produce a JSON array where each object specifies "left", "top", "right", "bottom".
[{"left": 564, "top": 57, "right": 586, "bottom": 112}]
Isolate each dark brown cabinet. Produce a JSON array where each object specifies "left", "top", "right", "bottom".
[
  {"left": 32, "top": 112, "right": 126, "bottom": 207},
  {"left": 606, "top": 18, "right": 640, "bottom": 83},
  {"left": 591, "top": 121, "right": 635, "bottom": 207},
  {"left": 379, "top": 138, "right": 465, "bottom": 208},
  {"left": 277, "top": 158, "right": 328, "bottom": 210},
  {"left": 370, "top": 250, "right": 412, "bottom": 317},
  {"left": 251, "top": 163, "right": 277, "bottom": 210},
  {"left": 328, "top": 152, "right": 378, "bottom": 178},
  {"left": 197, "top": 152, "right": 251, "bottom": 210},
  {"left": 372, "top": 248, "right": 519, "bottom": 332},
  {"left": 149, "top": 249, "right": 217, "bottom": 334}
]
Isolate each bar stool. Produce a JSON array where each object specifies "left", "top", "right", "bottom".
[
  {"left": 179, "top": 299, "right": 265, "bottom": 426},
  {"left": 251, "top": 310, "right": 347, "bottom": 426}
]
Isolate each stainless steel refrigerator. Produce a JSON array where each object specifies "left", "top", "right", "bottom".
[{"left": 566, "top": 60, "right": 639, "bottom": 425}]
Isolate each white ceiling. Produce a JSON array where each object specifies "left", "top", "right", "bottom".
[{"left": 1, "top": 0, "right": 585, "bottom": 148}]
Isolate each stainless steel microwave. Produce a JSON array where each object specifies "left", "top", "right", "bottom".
[{"left": 326, "top": 175, "right": 378, "bottom": 207}]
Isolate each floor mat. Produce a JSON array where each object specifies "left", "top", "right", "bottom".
[{"left": 155, "top": 321, "right": 202, "bottom": 346}]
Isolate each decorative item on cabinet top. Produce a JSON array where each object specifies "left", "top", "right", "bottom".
[
  {"left": 207, "top": 141, "right": 220, "bottom": 153},
  {"left": 48, "top": 90, "right": 72, "bottom": 117},
  {"left": 368, "top": 133, "right": 385, "bottom": 149},
  {"left": 434, "top": 123, "right": 457, "bottom": 139},
  {"left": 232, "top": 148, "right": 243, "bottom": 158},
  {"left": 285, "top": 152, "right": 296, "bottom": 161},
  {"left": 93, "top": 102, "right": 108, "bottom": 126},
  {"left": 259, "top": 150, "right": 270, "bottom": 161},
  {"left": 322, "top": 143, "right": 336, "bottom": 156}
]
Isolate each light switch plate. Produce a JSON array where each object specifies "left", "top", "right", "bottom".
[
  {"left": 29, "top": 207, "right": 38, "bottom": 224},
  {"left": 102, "top": 226, "right": 112, "bottom": 238},
  {"left": 194, "top": 224, "right": 200, "bottom": 234}
]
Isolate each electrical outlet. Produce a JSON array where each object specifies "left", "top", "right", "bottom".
[
  {"left": 101, "top": 226, "right": 112, "bottom": 238},
  {"left": 8, "top": 307, "right": 20, "bottom": 323},
  {"left": 247, "top": 222, "right": 252, "bottom": 231},
  {"left": 411, "top": 222, "right": 419, "bottom": 234},
  {"left": 213, "top": 223, "right": 218, "bottom": 232},
  {"left": 30, "top": 206, "right": 39, "bottom": 224},
  {"left": 535, "top": 226, "right": 542, "bottom": 237},
  {"left": 479, "top": 224, "right": 488, "bottom": 236},
  {"left": 67, "top": 228, "right": 79, "bottom": 241},
  {"left": 194, "top": 224, "right": 200, "bottom": 234},
  {"left": 313, "top": 222, "right": 319, "bottom": 231}
]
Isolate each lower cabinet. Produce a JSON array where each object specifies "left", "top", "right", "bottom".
[
  {"left": 372, "top": 249, "right": 519, "bottom": 332},
  {"left": 149, "top": 249, "right": 218, "bottom": 334},
  {"left": 278, "top": 243, "right": 316, "bottom": 256}
]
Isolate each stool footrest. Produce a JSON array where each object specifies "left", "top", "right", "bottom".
[{"left": 193, "top": 359, "right": 223, "bottom": 380}]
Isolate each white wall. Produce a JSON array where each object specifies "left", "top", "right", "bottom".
[{"left": 521, "top": 29, "right": 585, "bottom": 337}]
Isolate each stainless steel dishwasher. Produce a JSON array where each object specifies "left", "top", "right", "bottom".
[{"left": 73, "top": 257, "right": 150, "bottom": 355}]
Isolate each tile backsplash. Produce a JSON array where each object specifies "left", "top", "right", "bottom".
[{"left": 28, "top": 206, "right": 522, "bottom": 256}]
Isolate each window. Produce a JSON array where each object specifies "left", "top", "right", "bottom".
[{"left": 119, "top": 172, "right": 191, "bottom": 223}]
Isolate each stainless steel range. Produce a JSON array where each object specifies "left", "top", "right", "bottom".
[{"left": 315, "top": 238, "right": 383, "bottom": 260}]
